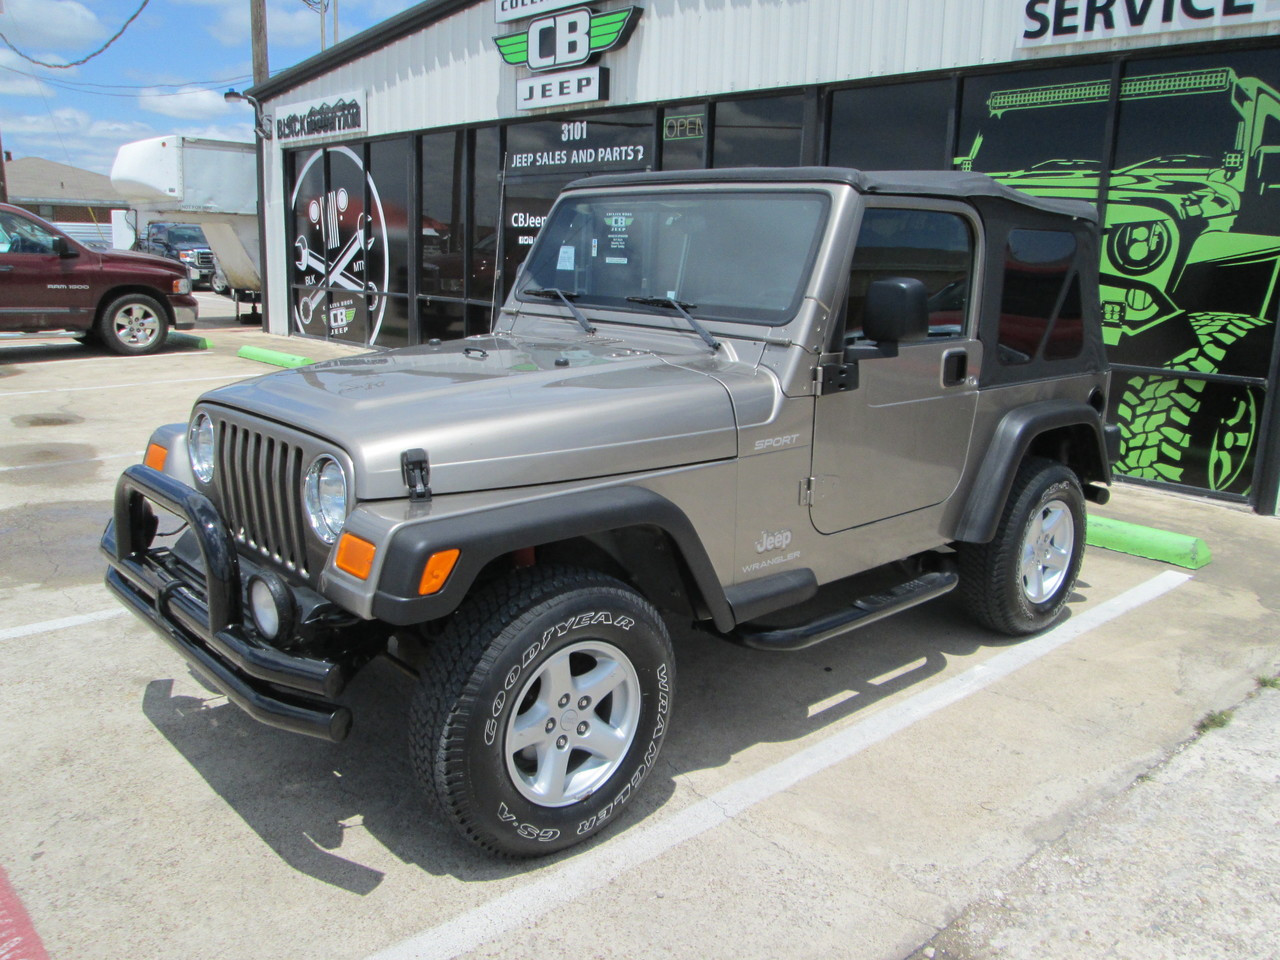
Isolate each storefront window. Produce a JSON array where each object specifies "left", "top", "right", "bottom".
[
  {"left": 828, "top": 80, "right": 954, "bottom": 170},
  {"left": 661, "top": 105, "right": 706, "bottom": 170},
  {"left": 502, "top": 178, "right": 564, "bottom": 296},
  {"left": 420, "top": 131, "right": 465, "bottom": 301},
  {"left": 1102, "top": 50, "right": 1280, "bottom": 497},
  {"left": 472, "top": 126, "right": 502, "bottom": 304},
  {"left": 506, "top": 109, "right": 654, "bottom": 177},
  {"left": 712, "top": 94, "right": 804, "bottom": 167},
  {"left": 956, "top": 66, "right": 1111, "bottom": 191},
  {"left": 418, "top": 298, "right": 468, "bottom": 342},
  {"left": 367, "top": 139, "right": 412, "bottom": 346}
]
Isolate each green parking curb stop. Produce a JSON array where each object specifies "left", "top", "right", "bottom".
[
  {"left": 1086, "top": 515, "right": 1212, "bottom": 570},
  {"left": 167, "top": 332, "right": 212, "bottom": 349},
  {"left": 236, "top": 345, "right": 314, "bottom": 368}
]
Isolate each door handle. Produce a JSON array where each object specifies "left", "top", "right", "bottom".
[{"left": 941, "top": 348, "right": 968, "bottom": 387}]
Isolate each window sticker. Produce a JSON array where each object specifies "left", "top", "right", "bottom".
[{"left": 557, "top": 244, "right": 575, "bottom": 271}]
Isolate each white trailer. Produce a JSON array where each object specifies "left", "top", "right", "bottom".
[{"left": 110, "top": 136, "right": 261, "bottom": 294}]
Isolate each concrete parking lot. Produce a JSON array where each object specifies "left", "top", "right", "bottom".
[{"left": 1, "top": 294, "right": 1278, "bottom": 960}]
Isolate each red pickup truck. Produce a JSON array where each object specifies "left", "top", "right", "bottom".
[{"left": 0, "top": 202, "right": 198, "bottom": 356}]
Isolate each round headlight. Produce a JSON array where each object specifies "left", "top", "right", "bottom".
[
  {"left": 303, "top": 455, "right": 348, "bottom": 544},
  {"left": 1107, "top": 220, "right": 1172, "bottom": 275},
  {"left": 188, "top": 413, "right": 215, "bottom": 483}
]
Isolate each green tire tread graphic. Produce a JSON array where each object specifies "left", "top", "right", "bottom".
[{"left": 1114, "top": 312, "right": 1267, "bottom": 494}]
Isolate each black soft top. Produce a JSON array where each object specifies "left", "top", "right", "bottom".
[{"left": 566, "top": 167, "right": 1097, "bottom": 223}]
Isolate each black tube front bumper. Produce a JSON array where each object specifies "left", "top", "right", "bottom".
[{"left": 101, "top": 464, "right": 352, "bottom": 742}]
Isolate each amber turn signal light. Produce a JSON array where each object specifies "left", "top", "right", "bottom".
[
  {"left": 335, "top": 533, "right": 377, "bottom": 580},
  {"left": 144, "top": 443, "right": 168, "bottom": 471},
  {"left": 418, "top": 548, "right": 460, "bottom": 595}
]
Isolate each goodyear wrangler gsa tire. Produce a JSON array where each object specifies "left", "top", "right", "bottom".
[
  {"left": 409, "top": 566, "right": 675, "bottom": 857},
  {"left": 958, "top": 457, "right": 1085, "bottom": 637}
]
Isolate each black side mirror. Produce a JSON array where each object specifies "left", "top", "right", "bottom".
[
  {"left": 52, "top": 237, "right": 78, "bottom": 259},
  {"left": 863, "top": 277, "right": 929, "bottom": 344}
]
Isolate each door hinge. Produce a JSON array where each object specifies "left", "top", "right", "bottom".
[
  {"left": 814, "top": 361, "right": 857, "bottom": 396},
  {"left": 799, "top": 477, "right": 815, "bottom": 506}
]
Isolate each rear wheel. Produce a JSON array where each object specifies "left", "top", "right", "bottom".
[
  {"left": 98, "top": 293, "right": 168, "bottom": 356},
  {"left": 410, "top": 566, "right": 675, "bottom": 857},
  {"left": 959, "top": 457, "right": 1085, "bottom": 636}
]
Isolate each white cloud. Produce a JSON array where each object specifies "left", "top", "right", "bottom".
[
  {"left": 1, "top": 107, "right": 158, "bottom": 173},
  {"left": 0, "top": 50, "right": 55, "bottom": 96},
  {"left": 138, "top": 86, "right": 233, "bottom": 120},
  {"left": 0, "top": 0, "right": 104, "bottom": 52}
]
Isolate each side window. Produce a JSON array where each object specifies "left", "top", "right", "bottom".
[
  {"left": 0, "top": 211, "right": 56, "bottom": 254},
  {"left": 998, "top": 229, "right": 1083, "bottom": 364},
  {"left": 846, "top": 208, "right": 973, "bottom": 341}
]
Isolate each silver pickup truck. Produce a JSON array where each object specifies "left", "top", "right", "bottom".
[{"left": 102, "top": 167, "right": 1118, "bottom": 856}]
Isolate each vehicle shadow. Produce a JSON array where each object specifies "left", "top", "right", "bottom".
[{"left": 140, "top": 587, "right": 1087, "bottom": 890}]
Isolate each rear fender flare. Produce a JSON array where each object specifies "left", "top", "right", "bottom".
[{"left": 953, "top": 400, "right": 1110, "bottom": 544}]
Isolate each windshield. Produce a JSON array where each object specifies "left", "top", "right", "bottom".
[
  {"left": 515, "top": 190, "right": 830, "bottom": 326},
  {"left": 163, "top": 225, "right": 208, "bottom": 245}
]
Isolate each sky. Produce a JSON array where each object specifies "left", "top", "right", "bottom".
[{"left": 0, "top": 0, "right": 409, "bottom": 175}]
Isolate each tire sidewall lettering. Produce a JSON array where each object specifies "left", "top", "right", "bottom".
[{"left": 467, "top": 598, "right": 672, "bottom": 847}]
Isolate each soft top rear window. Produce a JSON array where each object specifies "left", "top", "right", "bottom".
[{"left": 516, "top": 190, "right": 830, "bottom": 326}]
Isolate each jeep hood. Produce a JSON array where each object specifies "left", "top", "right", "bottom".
[{"left": 201, "top": 335, "right": 740, "bottom": 498}]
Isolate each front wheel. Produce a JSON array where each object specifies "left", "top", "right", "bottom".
[
  {"left": 97, "top": 293, "right": 168, "bottom": 355},
  {"left": 410, "top": 566, "right": 675, "bottom": 857},
  {"left": 958, "top": 457, "right": 1085, "bottom": 636}
]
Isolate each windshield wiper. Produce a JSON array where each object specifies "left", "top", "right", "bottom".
[
  {"left": 625, "top": 296, "right": 720, "bottom": 352},
  {"left": 524, "top": 287, "right": 596, "bottom": 335}
]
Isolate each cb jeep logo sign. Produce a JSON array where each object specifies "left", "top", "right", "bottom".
[
  {"left": 495, "top": 7, "right": 639, "bottom": 72},
  {"left": 495, "top": 5, "right": 641, "bottom": 110}
]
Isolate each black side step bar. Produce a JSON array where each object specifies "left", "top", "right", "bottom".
[{"left": 730, "top": 571, "right": 959, "bottom": 652}]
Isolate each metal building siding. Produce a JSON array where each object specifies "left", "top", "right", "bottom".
[{"left": 266, "top": 0, "right": 1030, "bottom": 137}]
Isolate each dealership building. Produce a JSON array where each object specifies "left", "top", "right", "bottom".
[{"left": 246, "top": 0, "right": 1280, "bottom": 512}]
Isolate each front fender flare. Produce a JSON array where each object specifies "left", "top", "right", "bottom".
[{"left": 370, "top": 486, "right": 735, "bottom": 631}]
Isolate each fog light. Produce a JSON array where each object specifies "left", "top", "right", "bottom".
[{"left": 247, "top": 572, "right": 294, "bottom": 641}]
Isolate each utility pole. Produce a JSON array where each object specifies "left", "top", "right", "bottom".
[
  {"left": 250, "top": 0, "right": 269, "bottom": 85},
  {"left": 0, "top": 128, "right": 8, "bottom": 204},
  {"left": 333, "top": 0, "right": 339, "bottom": 44}
]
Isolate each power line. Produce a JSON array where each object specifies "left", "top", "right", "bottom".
[
  {"left": 0, "top": 0, "right": 151, "bottom": 69},
  {"left": 0, "top": 63, "right": 253, "bottom": 99},
  {"left": 0, "top": 66, "right": 255, "bottom": 92}
]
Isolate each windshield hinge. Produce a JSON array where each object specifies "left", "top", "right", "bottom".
[{"left": 799, "top": 477, "right": 815, "bottom": 507}]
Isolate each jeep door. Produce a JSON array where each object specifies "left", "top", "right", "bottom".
[{"left": 810, "top": 201, "right": 981, "bottom": 533}]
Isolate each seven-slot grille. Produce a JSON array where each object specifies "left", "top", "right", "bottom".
[{"left": 214, "top": 418, "right": 310, "bottom": 577}]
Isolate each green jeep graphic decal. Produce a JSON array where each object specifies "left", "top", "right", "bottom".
[{"left": 959, "top": 65, "right": 1280, "bottom": 497}]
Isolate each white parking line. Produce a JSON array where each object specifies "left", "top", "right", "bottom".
[
  {"left": 367, "top": 570, "right": 1192, "bottom": 960},
  {"left": 0, "top": 608, "right": 128, "bottom": 643},
  {"left": 0, "top": 374, "right": 245, "bottom": 398}
]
